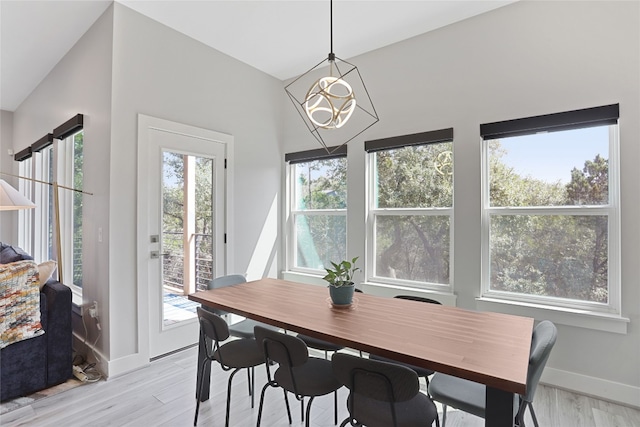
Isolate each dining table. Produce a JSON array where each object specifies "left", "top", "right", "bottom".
[{"left": 189, "top": 278, "right": 534, "bottom": 427}]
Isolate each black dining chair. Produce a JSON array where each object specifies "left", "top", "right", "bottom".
[
  {"left": 332, "top": 352, "right": 439, "bottom": 427},
  {"left": 254, "top": 325, "right": 342, "bottom": 427},
  {"left": 194, "top": 307, "right": 265, "bottom": 427},
  {"left": 428, "top": 320, "right": 557, "bottom": 427},
  {"left": 206, "top": 274, "right": 279, "bottom": 339},
  {"left": 368, "top": 295, "right": 441, "bottom": 389}
]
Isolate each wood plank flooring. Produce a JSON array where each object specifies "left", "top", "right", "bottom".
[{"left": 1, "top": 345, "right": 639, "bottom": 427}]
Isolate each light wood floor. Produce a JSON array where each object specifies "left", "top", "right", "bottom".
[{"left": 2, "top": 345, "right": 639, "bottom": 427}]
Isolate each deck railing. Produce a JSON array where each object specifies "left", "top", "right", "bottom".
[{"left": 162, "top": 232, "right": 214, "bottom": 293}]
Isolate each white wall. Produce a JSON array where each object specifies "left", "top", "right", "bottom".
[
  {"left": 5, "top": 0, "right": 638, "bottom": 408},
  {"left": 282, "top": 1, "right": 640, "bottom": 406},
  {"left": 8, "top": 6, "right": 114, "bottom": 366},
  {"left": 107, "top": 3, "right": 283, "bottom": 371},
  {"left": 0, "top": 110, "right": 16, "bottom": 242}
]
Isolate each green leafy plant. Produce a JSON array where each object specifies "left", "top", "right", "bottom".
[{"left": 323, "top": 257, "right": 360, "bottom": 287}]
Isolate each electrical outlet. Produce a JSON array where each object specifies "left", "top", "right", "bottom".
[{"left": 88, "top": 301, "right": 98, "bottom": 318}]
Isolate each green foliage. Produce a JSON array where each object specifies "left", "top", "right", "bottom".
[
  {"left": 72, "top": 131, "right": 84, "bottom": 287},
  {"left": 373, "top": 143, "right": 452, "bottom": 284},
  {"left": 323, "top": 257, "right": 360, "bottom": 287},
  {"left": 489, "top": 142, "right": 609, "bottom": 303},
  {"left": 294, "top": 158, "right": 348, "bottom": 269},
  {"left": 566, "top": 155, "right": 608, "bottom": 205},
  {"left": 305, "top": 137, "right": 610, "bottom": 303},
  {"left": 161, "top": 153, "right": 215, "bottom": 289}
]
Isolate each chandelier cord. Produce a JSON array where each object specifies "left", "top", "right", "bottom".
[{"left": 330, "top": 0, "right": 333, "bottom": 55}]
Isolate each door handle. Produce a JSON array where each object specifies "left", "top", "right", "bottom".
[{"left": 150, "top": 251, "right": 169, "bottom": 259}]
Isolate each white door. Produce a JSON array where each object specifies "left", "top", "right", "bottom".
[{"left": 138, "top": 115, "right": 231, "bottom": 358}]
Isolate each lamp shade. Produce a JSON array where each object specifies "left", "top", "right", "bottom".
[{"left": 0, "top": 179, "right": 36, "bottom": 210}]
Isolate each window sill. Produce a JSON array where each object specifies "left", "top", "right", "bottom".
[
  {"left": 281, "top": 271, "right": 458, "bottom": 305},
  {"left": 363, "top": 282, "right": 457, "bottom": 306},
  {"left": 281, "top": 270, "right": 327, "bottom": 286},
  {"left": 476, "top": 297, "right": 629, "bottom": 334},
  {"left": 70, "top": 287, "right": 83, "bottom": 316}
]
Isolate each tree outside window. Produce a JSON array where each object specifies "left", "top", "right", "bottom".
[
  {"left": 291, "top": 157, "right": 347, "bottom": 271},
  {"left": 369, "top": 142, "right": 453, "bottom": 287},
  {"left": 485, "top": 124, "right": 615, "bottom": 306}
]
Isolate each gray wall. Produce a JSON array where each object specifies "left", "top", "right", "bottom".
[
  {"left": 8, "top": 5, "right": 114, "bottom": 365},
  {"left": 0, "top": 110, "right": 16, "bottom": 242},
  {"left": 5, "top": 0, "right": 638, "bottom": 407},
  {"left": 108, "top": 3, "right": 284, "bottom": 365},
  {"left": 282, "top": 0, "right": 639, "bottom": 406}
]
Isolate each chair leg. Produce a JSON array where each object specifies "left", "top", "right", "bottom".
[
  {"left": 247, "top": 367, "right": 252, "bottom": 396},
  {"left": 251, "top": 366, "right": 256, "bottom": 408},
  {"left": 283, "top": 389, "right": 292, "bottom": 424},
  {"left": 305, "top": 396, "right": 315, "bottom": 427},
  {"left": 529, "top": 402, "right": 540, "bottom": 427},
  {"left": 300, "top": 397, "right": 304, "bottom": 421},
  {"left": 194, "top": 358, "right": 210, "bottom": 426},
  {"left": 256, "top": 382, "right": 271, "bottom": 427},
  {"left": 334, "top": 390, "right": 338, "bottom": 425},
  {"left": 442, "top": 404, "right": 448, "bottom": 427},
  {"left": 225, "top": 368, "right": 241, "bottom": 427}
]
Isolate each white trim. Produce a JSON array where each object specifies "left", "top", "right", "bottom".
[
  {"left": 480, "top": 124, "right": 620, "bottom": 315},
  {"left": 136, "top": 114, "right": 233, "bottom": 362},
  {"left": 282, "top": 270, "right": 327, "bottom": 286},
  {"left": 476, "top": 297, "right": 629, "bottom": 334},
  {"left": 281, "top": 270, "right": 458, "bottom": 306},
  {"left": 541, "top": 367, "right": 640, "bottom": 409},
  {"left": 362, "top": 281, "right": 457, "bottom": 306},
  {"left": 366, "top": 147, "right": 454, "bottom": 293},
  {"left": 285, "top": 158, "right": 348, "bottom": 272}
]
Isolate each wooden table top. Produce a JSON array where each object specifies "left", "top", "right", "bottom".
[{"left": 189, "top": 278, "right": 534, "bottom": 395}]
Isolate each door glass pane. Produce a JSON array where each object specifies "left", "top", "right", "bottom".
[
  {"left": 195, "top": 157, "right": 214, "bottom": 291},
  {"left": 161, "top": 151, "right": 211, "bottom": 325}
]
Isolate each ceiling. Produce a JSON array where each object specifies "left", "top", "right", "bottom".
[{"left": 0, "top": 0, "right": 517, "bottom": 112}]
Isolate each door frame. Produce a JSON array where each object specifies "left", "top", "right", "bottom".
[{"left": 136, "top": 114, "right": 234, "bottom": 361}]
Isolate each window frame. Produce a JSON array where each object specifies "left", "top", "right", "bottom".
[
  {"left": 16, "top": 115, "right": 84, "bottom": 299},
  {"left": 285, "top": 146, "right": 348, "bottom": 275},
  {"left": 480, "top": 106, "right": 621, "bottom": 315},
  {"left": 365, "top": 129, "right": 454, "bottom": 293}
]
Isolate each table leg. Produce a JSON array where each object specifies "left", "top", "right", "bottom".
[
  {"left": 485, "top": 386, "right": 517, "bottom": 427},
  {"left": 195, "top": 330, "right": 211, "bottom": 402}
]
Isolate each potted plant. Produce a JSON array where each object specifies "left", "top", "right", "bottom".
[{"left": 323, "top": 257, "right": 360, "bottom": 306}]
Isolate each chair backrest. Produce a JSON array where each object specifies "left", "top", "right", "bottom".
[
  {"left": 197, "top": 306, "right": 230, "bottom": 344},
  {"left": 332, "top": 353, "right": 420, "bottom": 403},
  {"left": 394, "top": 295, "right": 441, "bottom": 305},
  {"left": 523, "top": 320, "right": 557, "bottom": 403},
  {"left": 254, "top": 325, "right": 309, "bottom": 367},
  {"left": 205, "top": 274, "right": 247, "bottom": 315},
  {"left": 209, "top": 274, "right": 247, "bottom": 289}
]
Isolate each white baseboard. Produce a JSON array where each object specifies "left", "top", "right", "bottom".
[
  {"left": 72, "top": 332, "right": 149, "bottom": 379},
  {"left": 542, "top": 367, "right": 640, "bottom": 409},
  {"left": 104, "top": 352, "right": 149, "bottom": 379}
]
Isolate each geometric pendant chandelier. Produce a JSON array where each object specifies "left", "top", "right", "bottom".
[{"left": 285, "top": 0, "right": 379, "bottom": 154}]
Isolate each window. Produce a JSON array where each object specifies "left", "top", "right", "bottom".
[
  {"left": 58, "top": 129, "right": 84, "bottom": 288},
  {"left": 286, "top": 146, "right": 347, "bottom": 272},
  {"left": 16, "top": 115, "right": 85, "bottom": 294},
  {"left": 481, "top": 105, "right": 620, "bottom": 313},
  {"left": 366, "top": 129, "right": 453, "bottom": 290}
]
